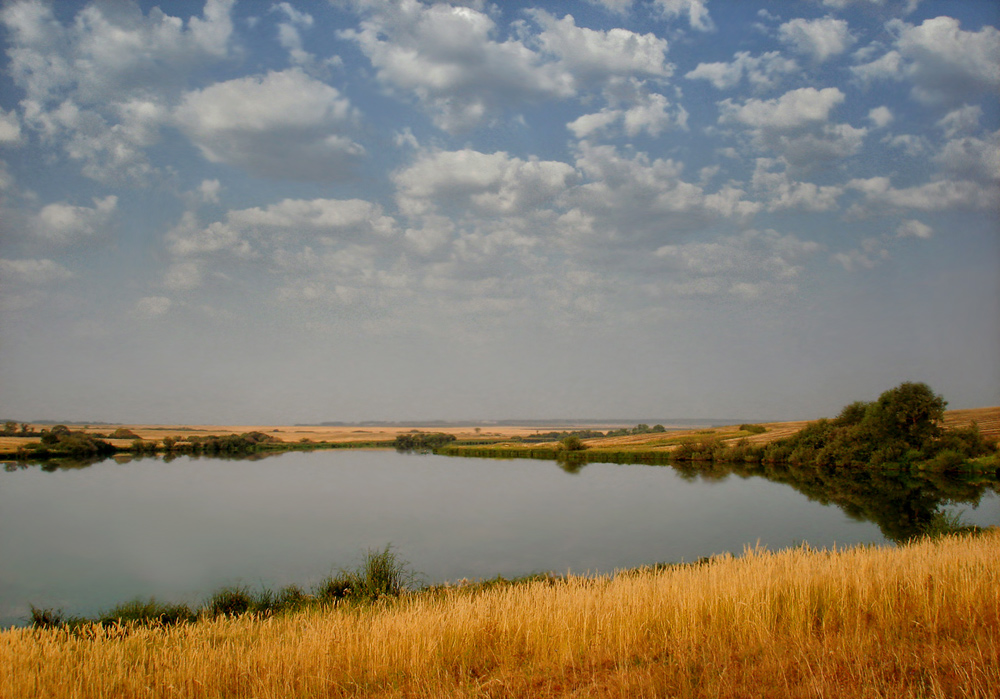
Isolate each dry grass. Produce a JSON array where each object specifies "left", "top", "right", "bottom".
[
  {"left": 4, "top": 530, "right": 998, "bottom": 699},
  {"left": 2, "top": 407, "right": 995, "bottom": 453}
]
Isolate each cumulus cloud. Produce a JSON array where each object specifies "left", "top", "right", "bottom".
[
  {"left": 720, "top": 87, "right": 845, "bottom": 129},
  {"left": 933, "top": 129, "right": 1000, "bottom": 184},
  {"left": 163, "top": 260, "right": 203, "bottom": 291},
  {"left": 273, "top": 2, "right": 314, "bottom": 66},
  {"left": 896, "top": 219, "right": 932, "bottom": 239},
  {"left": 751, "top": 160, "right": 843, "bottom": 212},
  {"left": 563, "top": 143, "right": 759, "bottom": 247},
  {"left": 651, "top": 229, "right": 820, "bottom": 299},
  {"left": 1, "top": 0, "right": 234, "bottom": 105},
  {"left": 198, "top": 179, "right": 222, "bottom": 204},
  {"left": 174, "top": 69, "right": 364, "bottom": 180},
  {"left": 31, "top": 195, "right": 118, "bottom": 246},
  {"left": 832, "top": 237, "right": 888, "bottom": 271},
  {"left": 854, "top": 17, "right": 1000, "bottom": 104},
  {"left": 0, "top": 108, "right": 22, "bottom": 143},
  {"left": 0, "top": 0, "right": 236, "bottom": 183},
  {"left": 394, "top": 148, "right": 576, "bottom": 219},
  {"left": 850, "top": 49, "right": 902, "bottom": 86},
  {"left": 686, "top": 51, "right": 799, "bottom": 91},
  {"left": 568, "top": 81, "right": 687, "bottom": 139},
  {"left": 532, "top": 11, "right": 672, "bottom": 84},
  {"left": 342, "top": 1, "right": 570, "bottom": 132},
  {"left": 652, "top": 0, "right": 714, "bottom": 32},
  {"left": 168, "top": 198, "right": 397, "bottom": 258},
  {"left": 778, "top": 17, "right": 854, "bottom": 63},
  {"left": 847, "top": 176, "right": 998, "bottom": 213},
  {"left": 0, "top": 257, "right": 73, "bottom": 285},
  {"left": 937, "top": 105, "right": 982, "bottom": 139},
  {"left": 135, "top": 296, "right": 172, "bottom": 318},
  {"left": 719, "top": 87, "right": 865, "bottom": 168},
  {"left": 892, "top": 16, "right": 1000, "bottom": 104},
  {"left": 867, "top": 106, "right": 893, "bottom": 128}
]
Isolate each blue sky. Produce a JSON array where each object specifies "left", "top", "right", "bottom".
[{"left": 0, "top": 0, "right": 997, "bottom": 424}]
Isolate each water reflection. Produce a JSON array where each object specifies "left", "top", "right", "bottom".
[{"left": 10, "top": 452, "right": 997, "bottom": 544}]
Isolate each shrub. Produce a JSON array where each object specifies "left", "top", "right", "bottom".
[
  {"left": 109, "top": 428, "right": 141, "bottom": 440},
  {"left": 207, "top": 586, "right": 254, "bottom": 617},
  {"left": 921, "top": 449, "right": 967, "bottom": 471},
  {"left": 29, "top": 606, "right": 65, "bottom": 629},
  {"left": 99, "top": 599, "right": 195, "bottom": 626},
  {"left": 317, "top": 545, "right": 414, "bottom": 604},
  {"left": 739, "top": 424, "right": 767, "bottom": 435},
  {"left": 559, "top": 435, "right": 586, "bottom": 452}
]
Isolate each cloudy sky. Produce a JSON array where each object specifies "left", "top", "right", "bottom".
[{"left": 0, "top": 0, "right": 997, "bottom": 425}]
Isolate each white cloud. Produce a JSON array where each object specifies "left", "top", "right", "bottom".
[
  {"left": 0, "top": 108, "right": 22, "bottom": 143},
  {"left": 532, "top": 11, "right": 672, "bottom": 83},
  {"left": 174, "top": 69, "right": 364, "bottom": 180},
  {"left": 652, "top": 0, "right": 714, "bottom": 32},
  {"left": 933, "top": 130, "right": 1000, "bottom": 184},
  {"left": 719, "top": 87, "right": 864, "bottom": 168},
  {"left": 564, "top": 143, "right": 759, "bottom": 245},
  {"left": 867, "top": 106, "right": 893, "bottom": 128},
  {"left": 32, "top": 195, "right": 118, "bottom": 245},
  {"left": 1, "top": 0, "right": 235, "bottom": 105},
  {"left": 273, "top": 2, "right": 314, "bottom": 66},
  {"left": 585, "top": 0, "right": 634, "bottom": 13},
  {"left": 652, "top": 229, "right": 820, "bottom": 298},
  {"left": 751, "top": 160, "right": 843, "bottom": 212},
  {"left": 342, "top": 1, "right": 570, "bottom": 133},
  {"left": 779, "top": 17, "right": 854, "bottom": 63},
  {"left": 850, "top": 49, "right": 902, "bottom": 85},
  {"left": 720, "top": 87, "right": 845, "bottom": 130},
  {"left": 882, "top": 133, "right": 927, "bottom": 156},
  {"left": 0, "top": 257, "right": 73, "bottom": 284},
  {"left": 0, "top": 0, "right": 235, "bottom": 183},
  {"left": 568, "top": 110, "right": 621, "bottom": 139},
  {"left": 848, "top": 176, "right": 998, "bottom": 213},
  {"left": 818, "top": 0, "right": 885, "bottom": 8},
  {"left": 686, "top": 51, "right": 799, "bottom": 91},
  {"left": 896, "top": 219, "right": 932, "bottom": 239},
  {"left": 937, "top": 105, "right": 982, "bottom": 139},
  {"left": 163, "top": 261, "right": 203, "bottom": 291},
  {"left": 169, "top": 198, "right": 397, "bottom": 258},
  {"left": 892, "top": 16, "right": 1000, "bottom": 104},
  {"left": 832, "top": 237, "right": 888, "bottom": 271},
  {"left": 568, "top": 82, "right": 687, "bottom": 139},
  {"left": 198, "top": 179, "right": 222, "bottom": 204},
  {"left": 394, "top": 148, "right": 576, "bottom": 218},
  {"left": 855, "top": 17, "right": 1000, "bottom": 104},
  {"left": 135, "top": 296, "right": 172, "bottom": 318}
]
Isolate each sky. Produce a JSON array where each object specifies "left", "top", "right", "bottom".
[{"left": 0, "top": 0, "right": 997, "bottom": 425}]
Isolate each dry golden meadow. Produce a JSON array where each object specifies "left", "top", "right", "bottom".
[
  {"left": 3, "top": 530, "right": 998, "bottom": 698},
  {"left": 2, "top": 405, "right": 996, "bottom": 453}
]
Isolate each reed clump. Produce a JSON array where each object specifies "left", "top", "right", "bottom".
[{"left": 3, "top": 530, "right": 998, "bottom": 698}]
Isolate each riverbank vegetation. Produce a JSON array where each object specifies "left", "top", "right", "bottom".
[
  {"left": 441, "top": 383, "right": 1000, "bottom": 472},
  {"left": 3, "top": 383, "right": 997, "bottom": 472},
  {"left": 4, "top": 529, "right": 997, "bottom": 698}
]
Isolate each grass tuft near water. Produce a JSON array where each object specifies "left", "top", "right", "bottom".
[{"left": 4, "top": 530, "right": 998, "bottom": 698}]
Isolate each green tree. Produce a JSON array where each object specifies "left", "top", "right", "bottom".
[
  {"left": 863, "top": 382, "right": 946, "bottom": 449},
  {"left": 2, "top": 421, "right": 16, "bottom": 436}
]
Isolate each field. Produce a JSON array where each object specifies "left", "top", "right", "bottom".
[
  {"left": 3, "top": 530, "right": 997, "bottom": 698},
  {"left": 1, "top": 405, "right": 996, "bottom": 454}
]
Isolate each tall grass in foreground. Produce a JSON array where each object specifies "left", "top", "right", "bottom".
[{"left": 3, "top": 531, "right": 998, "bottom": 699}]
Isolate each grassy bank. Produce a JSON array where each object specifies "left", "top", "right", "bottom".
[{"left": 4, "top": 530, "right": 998, "bottom": 698}]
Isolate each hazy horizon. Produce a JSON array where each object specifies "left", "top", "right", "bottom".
[{"left": 2, "top": 0, "right": 998, "bottom": 425}]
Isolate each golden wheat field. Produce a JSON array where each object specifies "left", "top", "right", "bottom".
[{"left": 3, "top": 530, "right": 998, "bottom": 699}]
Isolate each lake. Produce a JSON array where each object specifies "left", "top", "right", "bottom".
[{"left": 1, "top": 450, "right": 997, "bottom": 628}]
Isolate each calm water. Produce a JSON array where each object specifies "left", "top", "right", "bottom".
[{"left": 1, "top": 450, "right": 997, "bottom": 627}]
